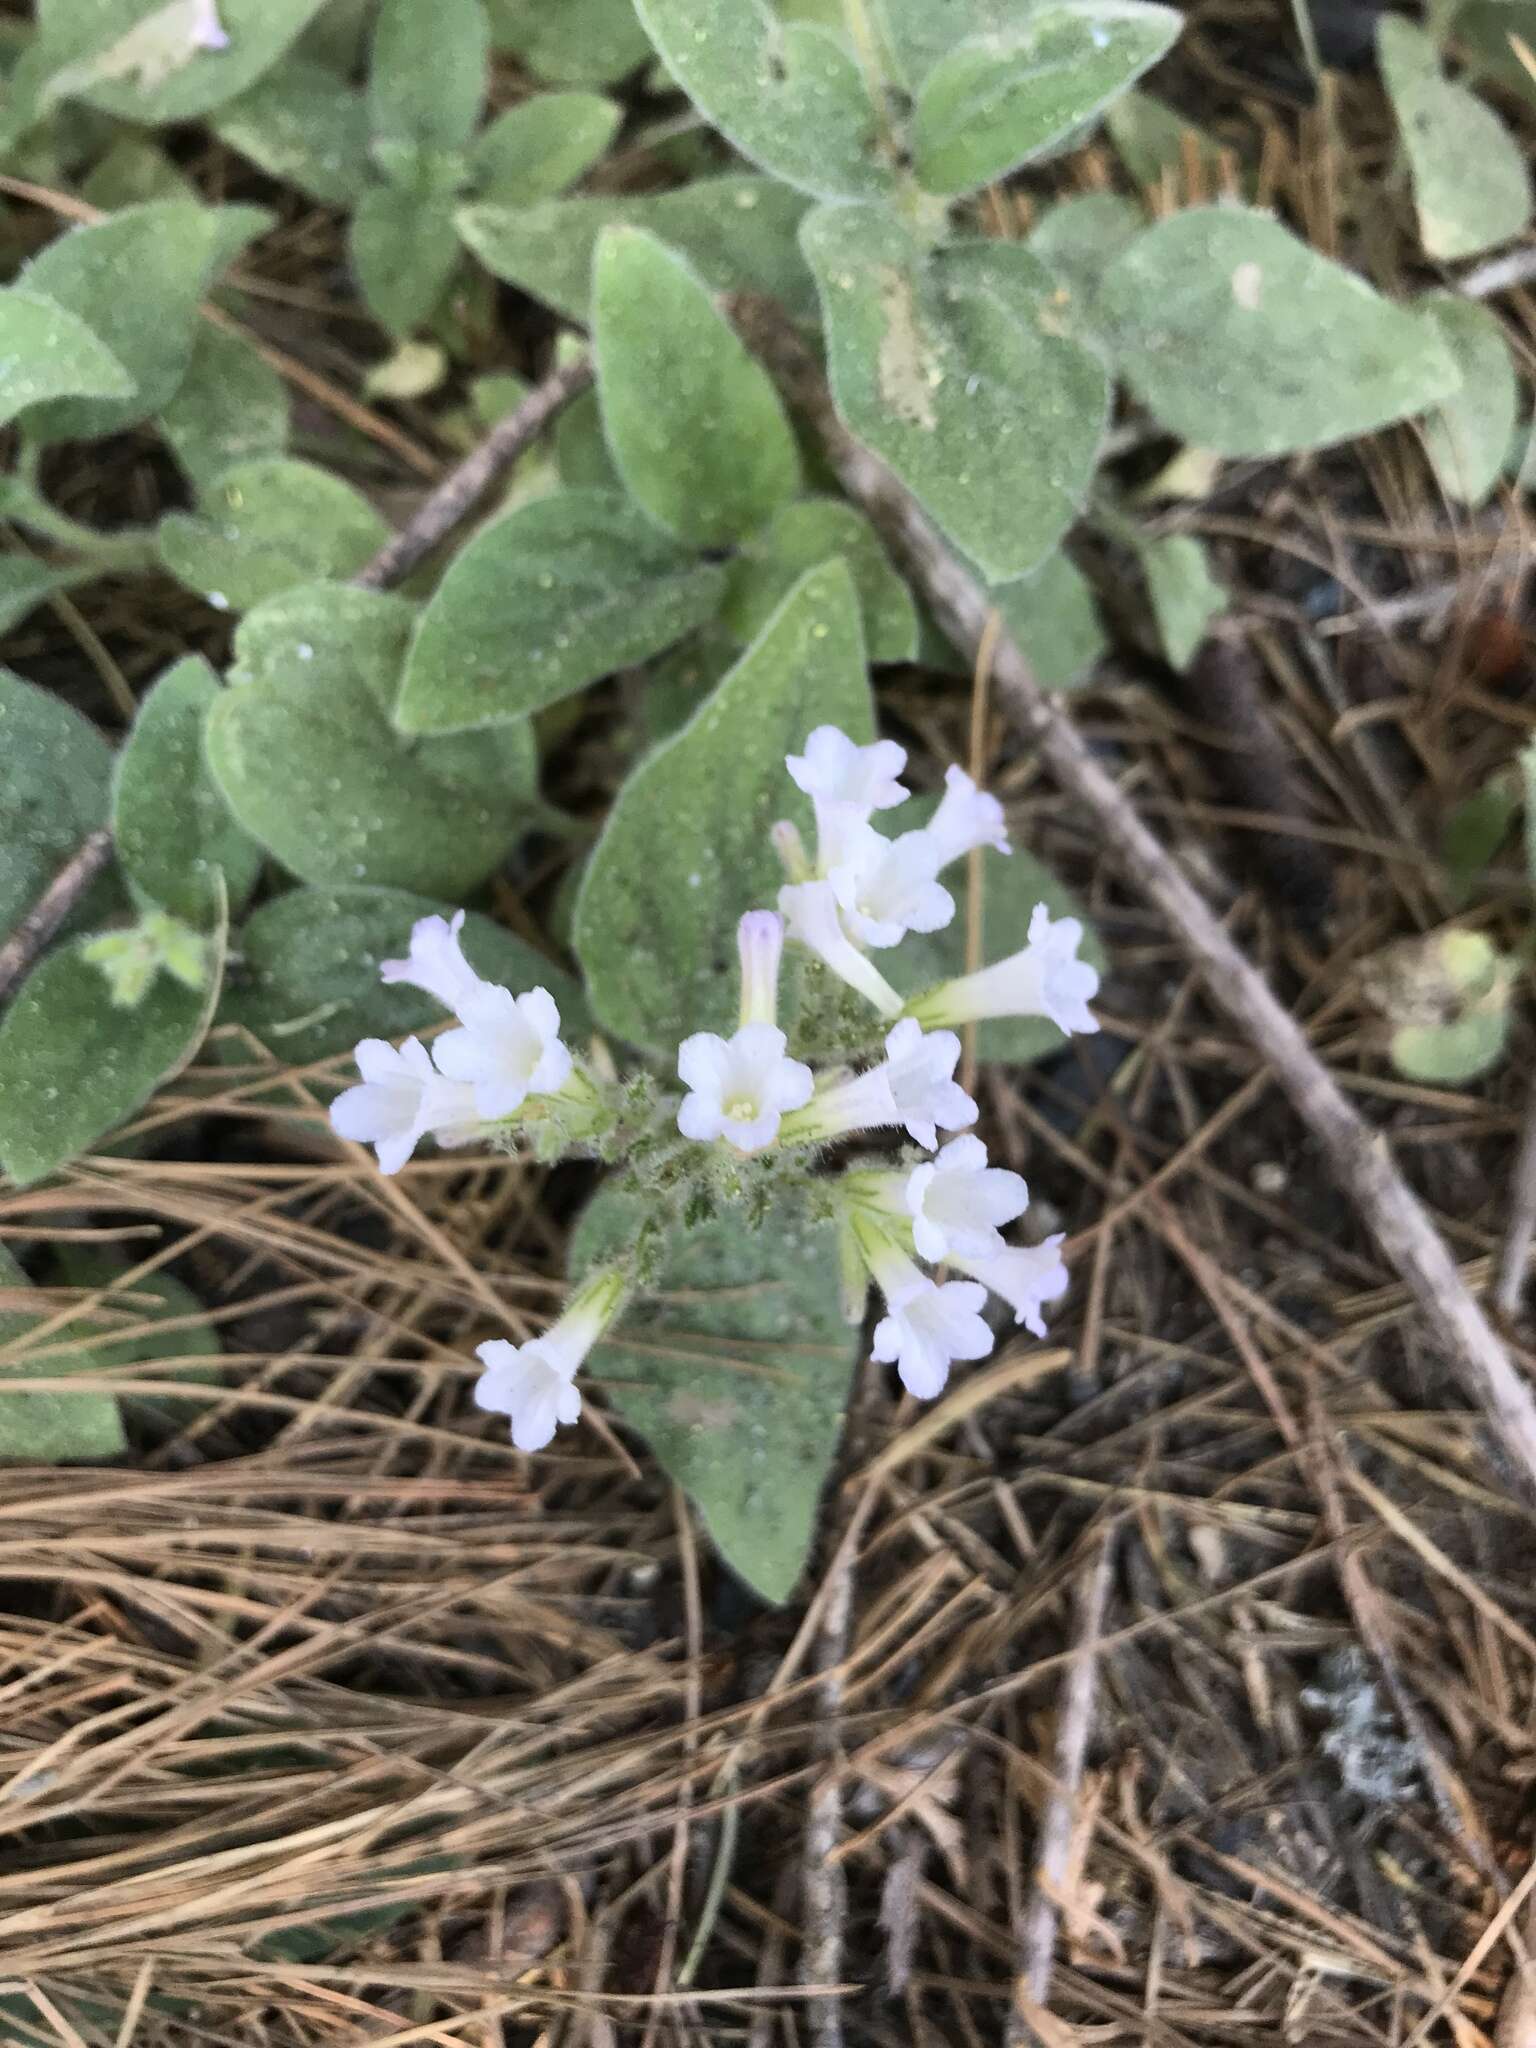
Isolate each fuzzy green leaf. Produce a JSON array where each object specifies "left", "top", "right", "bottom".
[
  {"left": 1026, "top": 190, "right": 1143, "bottom": 333},
  {"left": 1416, "top": 293, "right": 1519, "bottom": 509},
  {"left": 633, "top": 0, "right": 891, "bottom": 199},
  {"left": 20, "top": 0, "right": 329, "bottom": 123},
  {"left": 157, "top": 321, "right": 290, "bottom": 499},
  {"left": 913, "top": 4, "right": 1181, "bottom": 197},
  {"left": 593, "top": 227, "right": 801, "bottom": 547},
  {"left": 487, "top": 0, "right": 650, "bottom": 81},
  {"left": 572, "top": 1187, "right": 857, "bottom": 1603},
  {"left": 207, "top": 582, "right": 536, "bottom": 896},
  {"left": 368, "top": 0, "right": 487, "bottom": 162},
  {"left": 574, "top": 560, "right": 873, "bottom": 1052},
  {"left": 0, "top": 558, "right": 94, "bottom": 638},
  {"left": 989, "top": 549, "right": 1105, "bottom": 690},
  {"left": 218, "top": 885, "right": 589, "bottom": 1066},
  {"left": 721, "top": 498, "right": 918, "bottom": 663},
  {"left": 113, "top": 657, "right": 263, "bottom": 924},
  {"left": 1379, "top": 17, "right": 1532, "bottom": 262},
  {"left": 875, "top": 0, "right": 1048, "bottom": 89},
  {"left": 213, "top": 57, "right": 372, "bottom": 204},
  {"left": 1104, "top": 87, "right": 1226, "bottom": 188},
  {"left": 397, "top": 489, "right": 726, "bottom": 734},
  {"left": 0, "top": 288, "right": 134, "bottom": 427},
  {"left": 457, "top": 176, "right": 815, "bottom": 325},
  {"left": 1136, "top": 532, "right": 1226, "bottom": 670},
  {"left": 0, "top": 670, "right": 120, "bottom": 953},
  {"left": 1392, "top": 1008, "right": 1510, "bottom": 1084},
  {"left": 1100, "top": 206, "right": 1461, "bottom": 455},
  {"left": 0, "top": 1245, "right": 125, "bottom": 1463},
  {"left": 470, "top": 91, "right": 620, "bottom": 202},
  {"left": 159, "top": 458, "right": 388, "bottom": 611},
  {"left": 803, "top": 203, "right": 1109, "bottom": 581},
  {"left": 349, "top": 183, "right": 461, "bottom": 336},
  {"left": 16, "top": 199, "right": 268, "bottom": 443},
  {"left": 0, "top": 936, "right": 209, "bottom": 1188}
]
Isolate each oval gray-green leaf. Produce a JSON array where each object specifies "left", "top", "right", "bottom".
[
  {"left": 457, "top": 176, "right": 815, "bottom": 325},
  {"left": 571, "top": 1185, "right": 857, "bottom": 1603},
  {"left": 594, "top": 226, "right": 801, "bottom": 547},
  {"left": 1416, "top": 293, "right": 1518, "bottom": 509},
  {"left": 803, "top": 203, "right": 1110, "bottom": 581},
  {"left": 159, "top": 458, "right": 388, "bottom": 611},
  {"left": 1135, "top": 531, "right": 1226, "bottom": 671},
  {"left": 349, "top": 183, "right": 462, "bottom": 337},
  {"left": 0, "top": 288, "right": 134, "bottom": 428},
  {"left": 721, "top": 498, "right": 918, "bottom": 662},
  {"left": 470, "top": 91, "right": 620, "bottom": 203},
  {"left": 207, "top": 582, "right": 536, "bottom": 896},
  {"left": 219, "top": 885, "right": 589, "bottom": 1065},
  {"left": 213, "top": 57, "right": 372, "bottom": 204},
  {"left": 875, "top": 0, "right": 1046, "bottom": 90},
  {"left": 1104, "top": 87, "right": 1226, "bottom": 189},
  {"left": 157, "top": 320, "right": 290, "bottom": 499},
  {"left": 574, "top": 560, "right": 874, "bottom": 1053},
  {"left": 1027, "top": 190, "right": 1143, "bottom": 335},
  {"left": 487, "top": 0, "right": 651, "bottom": 81},
  {"left": 0, "top": 670, "right": 120, "bottom": 952},
  {"left": 368, "top": 0, "right": 488, "bottom": 160},
  {"left": 913, "top": 3, "right": 1181, "bottom": 197},
  {"left": 21, "top": 0, "right": 329, "bottom": 122},
  {"left": 113, "top": 657, "right": 263, "bottom": 924},
  {"left": 0, "top": 1244, "right": 126, "bottom": 1462},
  {"left": 1379, "top": 17, "right": 1531, "bottom": 262},
  {"left": 16, "top": 199, "right": 269, "bottom": 443},
  {"left": 0, "top": 558, "right": 94, "bottom": 639},
  {"left": 633, "top": 0, "right": 891, "bottom": 200},
  {"left": 397, "top": 489, "right": 727, "bottom": 734},
  {"left": 1099, "top": 206, "right": 1461, "bottom": 455},
  {"left": 988, "top": 549, "right": 1104, "bottom": 690},
  {"left": 0, "top": 936, "right": 208, "bottom": 1188}
]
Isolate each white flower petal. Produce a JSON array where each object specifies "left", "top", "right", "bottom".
[
  {"left": 677, "top": 1091, "right": 727, "bottom": 1142},
  {"left": 927, "top": 765, "right": 1011, "bottom": 869},
  {"left": 958, "top": 1238, "right": 1070, "bottom": 1338},
  {"left": 786, "top": 726, "right": 908, "bottom": 813},
  {"left": 379, "top": 911, "right": 486, "bottom": 1018},
  {"left": 678, "top": 1031, "right": 734, "bottom": 1095}
]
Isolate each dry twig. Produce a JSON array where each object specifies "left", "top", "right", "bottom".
[{"left": 0, "top": 829, "right": 113, "bottom": 1007}]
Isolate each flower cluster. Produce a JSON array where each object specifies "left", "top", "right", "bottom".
[{"left": 329, "top": 726, "right": 1101, "bottom": 1453}]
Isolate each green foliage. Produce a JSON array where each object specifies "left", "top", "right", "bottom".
[
  {"left": 575, "top": 562, "right": 873, "bottom": 1053},
  {"left": 457, "top": 176, "right": 816, "bottom": 325},
  {"left": 593, "top": 227, "right": 802, "bottom": 547},
  {"left": 471, "top": 92, "right": 621, "bottom": 204},
  {"left": 487, "top": 0, "right": 650, "bottom": 82},
  {"left": 1370, "top": 927, "right": 1517, "bottom": 1087},
  {"left": 368, "top": 0, "right": 487, "bottom": 169},
  {"left": 1027, "top": 191, "right": 1143, "bottom": 333},
  {"left": 0, "top": 670, "right": 119, "bottom": 951},
  {"left": 159, "top": 459, "right": 388, "bottom": 610},
  {"left": 212, "top": 57, "right": 372, "bottom": 204},
  {"left": 988, "top": 550, "right": 1105, "bottom": 691},
  {"left": 207, "top": 583, "right": 536, "bottom": 895},
  {"left": 572, "top": 1186, "right": 857, "bottom": 1602},
  {"left": 349, "top": 183, "right": 461, "bottom": 337},
  {"left": 804, "top": 204, "right": 1108, "bottom": 580},
  {"left": 219, "top": 886, "right": 589, "bottom": 1065},
  {"left": 0, "top": 288, "right": 133, "bottom": 427},
  {"left": 1104, "top": 87, "right": 1225, "bottom": 188},
  {"left": 1416, "top": 294, "right": 1518, "bottom": 509},
  {"left": 1378, "top": 17, "right": 1532, "bottom": 262},
  {"left": 1441, "top": 771, "right": 1518, "bottom": 905},
  {"left": 157, "top": 322, "right": 291, "bottom": 499},
  {"left": 911, "top": 4, "right": 1180, "bottom": 197},
  {"left": 0, "top": 1244, "right": 125, "bottom": 1463},
  {"left": 16, "top": 199, "right": 268, "bottom": 443},
  {"left": 1135, "top": 533, "right": 1226, "bottom": 671},
  {"left": 634, "top": 0, "right": 892, "bottom": 200},
  {"left": 397, "top": 490, "right": 727, "bottom": 733},
  {"left": 113, "top": 657, "right": 263, "bottom": 924},
  {"left": 1100, "top": 207, "right": 1461, "bottom": 455},
  {"left": 875, "top": 0, "right": 1049, "bottom": 89},
  {"left": 0, "top": 559, "right": 93, "bottom": 638},
  {"left": 0, "top": 934, "right": 212, "bottom": 1188},
  {"left": 721, "top": 499, "right": 919, "bottom": 662}
]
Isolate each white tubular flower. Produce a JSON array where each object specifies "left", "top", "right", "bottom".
[
  {"left": 862, "top": 1231, "right": 994, "bottom": 1399},
  {"left": 786, "top": 725, "right": 908, "bottom": 820},
  {"left": 905, "top": 1134, "right": 1028, "bottom": 1263},
  {"left": 907, "top": 905, "right": 1100, "bottom": 1038},
  {"left": 191, "top": 0, "right": 231, "bottom": 50},
  {"left": 737, "top": 910, "right": 786, "bottom": 1028},
  {"left": 829, "top": 825, "right": 955, "bottom": 950},
  {"left": 927, "top": 764, "right": 1011, "bottom": 869},
  {"left": 676, "top": 1022, "right": 813, "bottom": 1154},
  {"left": 770, "top": 818, "right": 811, "bottom": 884},
  {"left": 778, "top": 880, "right": 903, "bottom": 1017},
  {"left": 473, "top": 1271, "right": 626, "bottom": 1452},
  {"left": 379, "top": 909, "right": 486, "bottom": 1019},
  {"left": 779, "top": 1018, "right": 975, "bottom": 1150},
  {"left": 329, "top": 1037, "right": 477, "bottom": 1175},
  {"left": 956, "top": 1237, "right": 1070, "bottom": 1339},
  {"left": 433, "top": 984, "right": 573, "bottom": 1120}
]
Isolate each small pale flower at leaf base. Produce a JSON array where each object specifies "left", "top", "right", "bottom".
[
  {"left": 862, "top": 1230, "right": 994, "bottom": 1399},
  {"left": 957, "top": 1237, "right": 1071, "bottom": 1339},
  {"left": 770, "top": 818, "right": 812, "bottom": 884},
  {"left": 778, "top": 878, "right": 903, "bottom": 1017},
  {"left": 908, "top": 905, "right": 1101, "bottom": 1038},
  {"left": 737, "top": 910, "right": 786, "bottom": 1029},
  {"left": 433, "top": 984, "right": 573, "bottom": 1120},
  {"left": 830, "top": 824, "right": 955, "bottom": 949},
  {"left": 329, "top": 1037, "right": 477, "bottom": 1176},
  {"left": 472, "top": 1269, "right": 627, "bottom": 1453},
  {"left": 906, "top": 1134, "right": 1029, "bottom": 1263},
  {"left": 779, "top": 1018, "right": 976, "bottom": 1150},
  {"left": 926, "top": 764, "right": 1011, "bottom": 869},
  {"left": 379, "top": 909, "right": 487, "bottom": 1020},
  {"left": 677, "top": 1022, "right": 814, "bottom": 1154}
]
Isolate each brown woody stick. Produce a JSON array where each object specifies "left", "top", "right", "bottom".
[
  {"left": 729, "top": 298, "right": 1536, "bottom": 1500},
  {"left": 0, "top": 829, "right": 113, "bottom": 1006}
]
